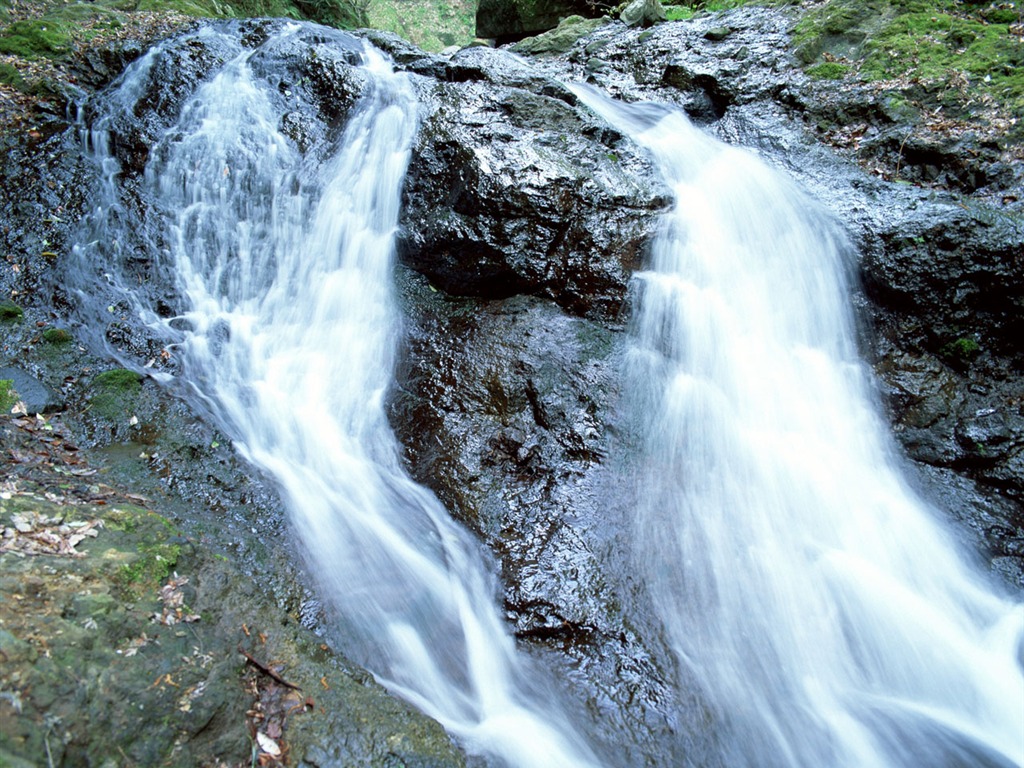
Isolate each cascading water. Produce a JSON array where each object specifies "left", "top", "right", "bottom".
[
  {"left": 572, "top": 87, "right": 1024, "bottom": 767},
  {"left": 73, "top": 25, "right": 600, "bottom": 768}
]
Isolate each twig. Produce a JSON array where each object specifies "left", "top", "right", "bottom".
[
  {"left": 895, "top": 130, "right": 913, "bottom": 181},
  {"left": 237, "top": 645, "right": 302, "bottom": 691}
]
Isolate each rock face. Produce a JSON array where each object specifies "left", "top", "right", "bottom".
[{"left": 400, "top": 46, "right": 668, "bottom": 319}]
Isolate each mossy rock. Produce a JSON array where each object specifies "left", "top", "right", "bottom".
[
  {"left": 0, "top": 19, "right": 72, "bottom": 59},
  {"left": 87, "top": 368, "right": 144, "bottom": 420},
  {"left": 41, "top": 327, "right": 73, "bottom": 345},
  {"left": 0, "top": 299, "right": 24, "bottom": 322}
]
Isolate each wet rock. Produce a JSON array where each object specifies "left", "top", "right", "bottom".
[
  {"left": 392, "top": 274, "right": 688, "bottom": 765},
  {"left": 400, "top": 48, "right": 669, "bottom": 319},
  {"left": 620, "top": 0, "right": 667, "bottom": 28},
  {"left": 511, "top": 15, "right": 609, "bottom": 54},
  {"left": 0, "top": 365, "right": 63, "bottom": 414}
]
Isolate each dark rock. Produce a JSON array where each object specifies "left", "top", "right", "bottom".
[
  {"left": 392, "top": 277, "right": 690, "bottom": 765},
  {"left": 0, "top": 366, "right": 63, "bottom": 414},
  {"left": 476, "top": 0, "right": 607, "bottom": 43},
  {"left": 400, "top": 51, "right": 669, "bottom": 319}
]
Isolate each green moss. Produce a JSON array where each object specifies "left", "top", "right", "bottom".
[
  {"left": 793, "top": 0, "right": 1024, "bottom": 115},
  {"left": 0, "top": 0, "right": 366, "bottom": 65},
  {"left": 807, "top": 61, "right": 850, "bottom": 79},
  {"left": 0, "top": 379, "right": 17, "bottom": 412},
  {"left": 88, "top": 368, "right": 143, "bottom": 419},
  {"left": 940, "top": 336, "right": 981, "bottom": 362},
  {"left": 0, "top": 299, "right": 23, "bottom": 321},
  {"left": 41, "top": 327, "right": 73, "bottom": 345},
  {"left": 116, "top": 542, "right": 181, "bottom": 591},
  {"left": 0, "top": 19, "right": 72, "bottom": 59},
  {"left": 0, "top": 61, "right": 25, "bottom": 89}
]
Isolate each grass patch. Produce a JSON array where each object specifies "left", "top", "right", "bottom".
[
  {"left": 0, "top": 19, "right": 72, "bottom": 58},
  {"left": 664, "top": 5, "right": 697, "bottom": 21}
]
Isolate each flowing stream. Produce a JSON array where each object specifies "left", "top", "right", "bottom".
[
  {"left": 74, "top": 26, "right": 599, "bottom": 768},
  {"left": 572, "top": 86, "right": 1024, "bottom": 768}
]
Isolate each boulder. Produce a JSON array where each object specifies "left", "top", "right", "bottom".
[{"left": 476, "top": 0, "right": 605, "bottom": 42}]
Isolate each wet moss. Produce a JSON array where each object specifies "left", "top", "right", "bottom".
[
  {"left": 41, "top": 327, "right": 73, "bottom": 345},
  {"left": 940, "top": 336, "right": 982, "bottom": 363},
  {"left": 0, "top": 379, "right": 16, "bottom": 412},
  {"left": 807, "top": 61, "right": 850, "bottom": 79},
  {"left": 0, "top": 299, "right": 24, "bottom": 322},
  {"left": 87, "top": 368, "right": 143, "bottom": 419}
]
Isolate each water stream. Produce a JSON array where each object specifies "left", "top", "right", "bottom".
[
  {"left": 68, "top": 20, "right": 1024, "bottom": 767},
  {"left": 73, "top": 25, "right": 598, "bottom": 768},
  {"left": 572, "top": 86, "right": 1024, "bottom": 768}
]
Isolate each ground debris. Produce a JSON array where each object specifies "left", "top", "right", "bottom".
[
  {"left": 0, "top": 509, "right": 102, "bottom": 556},
  {"left": 152, "top": 574, "right": 201, "bottom": 626}
]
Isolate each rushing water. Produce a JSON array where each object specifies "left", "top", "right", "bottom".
[
  {"left": 571, "top": 86, "right": 1024, "bottom": 768},
  {"left": 74, "top": 26, "right": 599, "bottom": 768}
]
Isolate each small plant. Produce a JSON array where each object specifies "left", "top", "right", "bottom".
[{"left": 940, "top": 336, "right": 981, "bottom": 363}]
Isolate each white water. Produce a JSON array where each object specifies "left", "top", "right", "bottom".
[
  {"left": 78, "top": 28, "right": 600, "bottom": 768},
  {"left": 572, "top": 88, "right": 1024, "bottom": 767}
]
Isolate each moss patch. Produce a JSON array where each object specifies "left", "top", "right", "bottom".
[
  {"left": 87, "top": 368, "right": 143, "bottom": 419},
  {"left": 0, "top": 299, "right": 24, "bottom": 321},
  {"left": 0, "top": 379, "right": 16, "bottom": 412},
  {"left": 793, "top": 0, "right": 1024, "bottom": 115},
  {"left": 807, "top": 60, "right": 850, "bottom": 79},
  {"left": 41, "top": 327, "right": 73, "bottom": 344}
]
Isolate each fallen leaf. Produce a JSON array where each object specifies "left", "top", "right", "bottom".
[{"left": 256, "top": 732, "right": 281, "bottom": 757}]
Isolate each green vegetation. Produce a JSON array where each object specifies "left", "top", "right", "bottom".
[
  {"left": 365, "top": 0, "right": 475, "bottom": 51},
  {"left": 0, "top": 0, "right": 367, "bottom": 70},
  {"left": 41, "top": 327, "right": 73, "bottom": 344},
  {"left": 807, "top": 60, "right": 850, "bottom": 79},
  {"left": 664, "top": 5, "right": 697, "bottom": 21},
  {"left": 940, "top": 336, "right": 982, "bottom": 363},
  {"left": 0, "top": 60, "right": 24, "bottom": 88},
  {"left": 793, "top": 0, "right": 1024, "bottom": 114},
  {"left": 0, "top": 379, "right": 16, "bottom": 412},
  {"left": 88, "top": 367, "right": 143, "bottom": 419},
  {"left": 0, "top": 299, "right": 23, "bottom": 321}
]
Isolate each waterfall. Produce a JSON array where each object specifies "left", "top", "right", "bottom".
[
  {"left": 571, "top": 87, "right": 1024, "bottom": 767},
  {"left": 73, "top": 25, "right": 600, "bottom": 768}
]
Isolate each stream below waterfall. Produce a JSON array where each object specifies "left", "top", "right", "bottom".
[{"left": 67, "top": 21, "right": 1023, "bottom": 768}]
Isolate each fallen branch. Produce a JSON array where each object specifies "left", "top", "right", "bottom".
[{"left": 237, "top": 645, "right": 302, "bottom": 691}]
